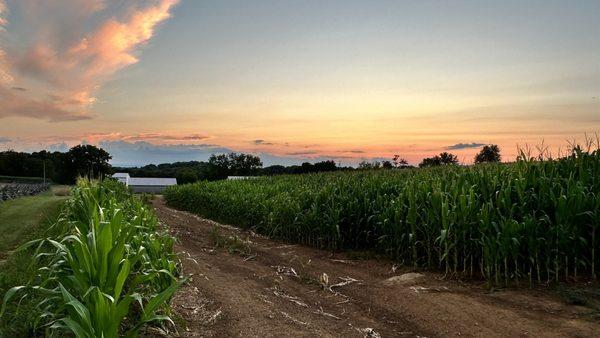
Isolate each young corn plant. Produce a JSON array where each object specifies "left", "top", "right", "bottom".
[{"left": 1, "top": 179, "right": 183, "bottom": 337}]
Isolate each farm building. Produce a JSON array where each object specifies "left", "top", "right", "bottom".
[
  {"left": 112, "top": 172, "right": 130, "bottom": 186},
  {"left": 111, "top": 173, "right": 177, "bottom": 193}
]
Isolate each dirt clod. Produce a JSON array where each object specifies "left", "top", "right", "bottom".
[{"left": 383, "top": 272, "right": 425, "bottom": 286}]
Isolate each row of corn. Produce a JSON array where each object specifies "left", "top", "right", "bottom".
[
  {"left": 165, "top": 147, "right": 599, "bottom": 286},
  {"left": 2, "top": 179, "right": 182, "bottom": 337}
]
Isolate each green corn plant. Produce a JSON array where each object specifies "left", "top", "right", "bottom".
[
  {"left": 1, "top": 179, "right": 183, "bottom": 337},
  {"left": 164, "top": 142, "right": 600, "bottom": 286}
]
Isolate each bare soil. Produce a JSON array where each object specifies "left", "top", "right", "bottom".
[{"left": 153, "top": 198, "right": 599, "bottom": 337}]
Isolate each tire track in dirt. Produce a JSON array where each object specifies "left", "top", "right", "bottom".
[{"left": 153, "top": 198, "right": 599, "bottom": 337}]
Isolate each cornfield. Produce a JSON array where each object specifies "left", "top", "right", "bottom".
[
  {"left": 1, "top": 179, "right": 182, "bottom": 337},
  {"left": 165, "top": 146, "right": 600, "bottom": 286}
]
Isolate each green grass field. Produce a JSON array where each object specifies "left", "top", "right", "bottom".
[
  {"left": 0, "top": 175, "right": 45, "bottom": 184},
  {"left": 0, "top": 186, "right": 70, "bottom": 253},
  {"left": 0, "top": 186, "right": 70, "bottom": 336}
]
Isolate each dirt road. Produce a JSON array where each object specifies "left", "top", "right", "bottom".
[{"left": 153, "top": 198, "right": 599, "bottom": 337}]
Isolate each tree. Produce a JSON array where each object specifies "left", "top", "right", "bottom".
[
  {"left": 439, "top": 152, "right": 459, "bottom": 165},
  {"left": 66, "top": 145, "right": 112, "bottom": 181},
  {"left": 393, "top": 155, "right": 410, "bottom": 168},
  {"left": 474, "top": 145, "right": 501, "bottom": 164},
  {"left": 419, "top": 156, "right": 441, "bottom": 168},
  {"left": 208, "top": 152, "right": 263, "bottom": 178},
  {"left": 381, "top": 160, "right": 393, "bottom": 169},
  {"left": 358, "top": 160, "right": 381, "bottom": 169},
  {"left": 313, "top": 160, "right": 338, "bottom": 172},
  {"left": 175, "top": 167, "right": 199, "bottom": 184},
  {"left": 262, "top": 165, "right": 287, "bottom": 176},
  {"left": 228, "top": 153, "right": 262, "bottom": 176},
  {"left": 419, "top": 152, "right": 458, "bottom": 168}
]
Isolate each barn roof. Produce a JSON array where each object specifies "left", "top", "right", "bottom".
[
  {"left": 129, "top": 177, "right": 177, "bottom": 186},
  {"left": 112, "top": 173, "right": 130, "bottom": 178}
]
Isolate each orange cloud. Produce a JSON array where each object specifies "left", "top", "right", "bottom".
[
  {"left": 0, "top": 0, "right": 179, "bottom": 121},
  {"left": 24, "top": 132, "right": 212, "bottom": 145},
  {"left": 0, "top": 1, "right": 6, "bottom": 29},
  {"left": 0, "top": 86, "right": 92, "bottom": 121},
  {"left": 70, "top": 0, "right": 178, "bottom": 80}
]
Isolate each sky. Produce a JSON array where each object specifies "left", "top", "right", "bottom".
[{"left": 0, "top": 0, "right": 598, "bottom": 167}]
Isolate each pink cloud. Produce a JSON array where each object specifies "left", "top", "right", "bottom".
[
  {"left": 22, "top": 132, "right": 212, "bottom": 145},
  {"left": 0, "top": 1, "right": 6, "bottom": 29},
  {"left": 70, "top": 0, "right": 178, "bottom": 80},
  {"left": 121, "top": 133, "right": 212, "bottom": 142},
  {"left": 0, "top": 85, "right": 91, "bottom": 121},
  {"left": 0, "top": 0, "right": 179, "bottom": 121}
]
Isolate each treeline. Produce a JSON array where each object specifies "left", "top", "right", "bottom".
[
  {"left": 117, "top": 146, "right": 502, "bottom": 183},
  {"left": 0, "top": 145, "right": 111, "bottom": 184},
  {"left": 116, "top": 156, "right": 353, "bottom": 184},
  {"left": 1, "top": 144, "right": 502, "bottom": 185}
]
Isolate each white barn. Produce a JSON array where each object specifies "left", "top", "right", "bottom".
[{"left": 111, "top": 173, "right": 177, "bottom": 193}]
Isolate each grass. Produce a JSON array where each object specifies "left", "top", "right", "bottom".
[
  {"left": 559, "top": 286, "right": 600, "bottom": 318},
  {"left": 0, "top": 186, "right": 70, "bottom": 253},
  {"left": 0, "top": 186, "right": 70, "bottom": 336},
  {"left": 210, "top": 226, "right": 252, "bottom": 257},
  {"left": 0, "top": 175, "right": 45, "bottom": 184}
]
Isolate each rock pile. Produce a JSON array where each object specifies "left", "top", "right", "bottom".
[{"left": 0, "top": 183, "right": 51, "bottom": 201}]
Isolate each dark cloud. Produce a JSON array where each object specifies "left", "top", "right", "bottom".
[
  {"left": 121, "top": 133, "right": 211, "bottom": 142},
  {"left": 445, "top": 142, "right": 486, "bottom": 150},
  {"left": 316, "top": 155, "right": 355, "bottom": 159},
  {"left": 0, "top": 136, "right": 11, "bottom": 143},
  {"left": 252, "top": 139, "right": 274, "bottom": 145},
  {"left": 11, "top": 86, "right": 26, "bottom": 91},
  {"left": 286, "top": 150, "right": 320, "bottom": 156}
]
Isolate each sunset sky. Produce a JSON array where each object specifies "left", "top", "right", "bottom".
[{"left": 0, "top": 0, "right": 598, "bottom": 166}]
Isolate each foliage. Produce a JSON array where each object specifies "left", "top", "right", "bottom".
[
  {"left": 392, "top": 155, "right": 410, "bottom": 168},
  {"left": 0, "top": 145, "right": 112, "bottom": 184},
  {"left": 264, "top": 160, "right": 344, "bottom": 175},
  {"left": 381, "top": 161, "right": 394, "bottom": 169},
  {"left": 115, "top": 161, "right": 221, "bottom": 182},
  {"left": 419, "top": 152, "right": 459, "bottom": 167},
  {"left": 474, "top": 145, "right": 501, "bottom": 164},
  {"left": 0, "top": 175, "right": 45, "bottom": 183},
  {"left": 358, "top": 160, "right": 382, "bottom": 169},
  {"left": 165, "top": 145, "right": 600, "bottom": 286},
  {"left": 209, "top": 153, "right": 263, "bottom": 178},
  {"left": 67, "top": 145, "right": 112, "bottom": 179},
  {"left": 0, "top": 190, "right": 68, "bottom": 337},
  {"left": 175, "top": 167, "right": 200, "bottom": 184},
  {"left": 1, "top": 179, "right": 182, "bottom": 337},
  {"left": 117, "top": 157, "right": 352, "bottom": 182}
]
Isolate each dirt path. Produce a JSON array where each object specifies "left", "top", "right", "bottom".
[{"left": 153, "top": 198, "right": 599, "bottom": 337}]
